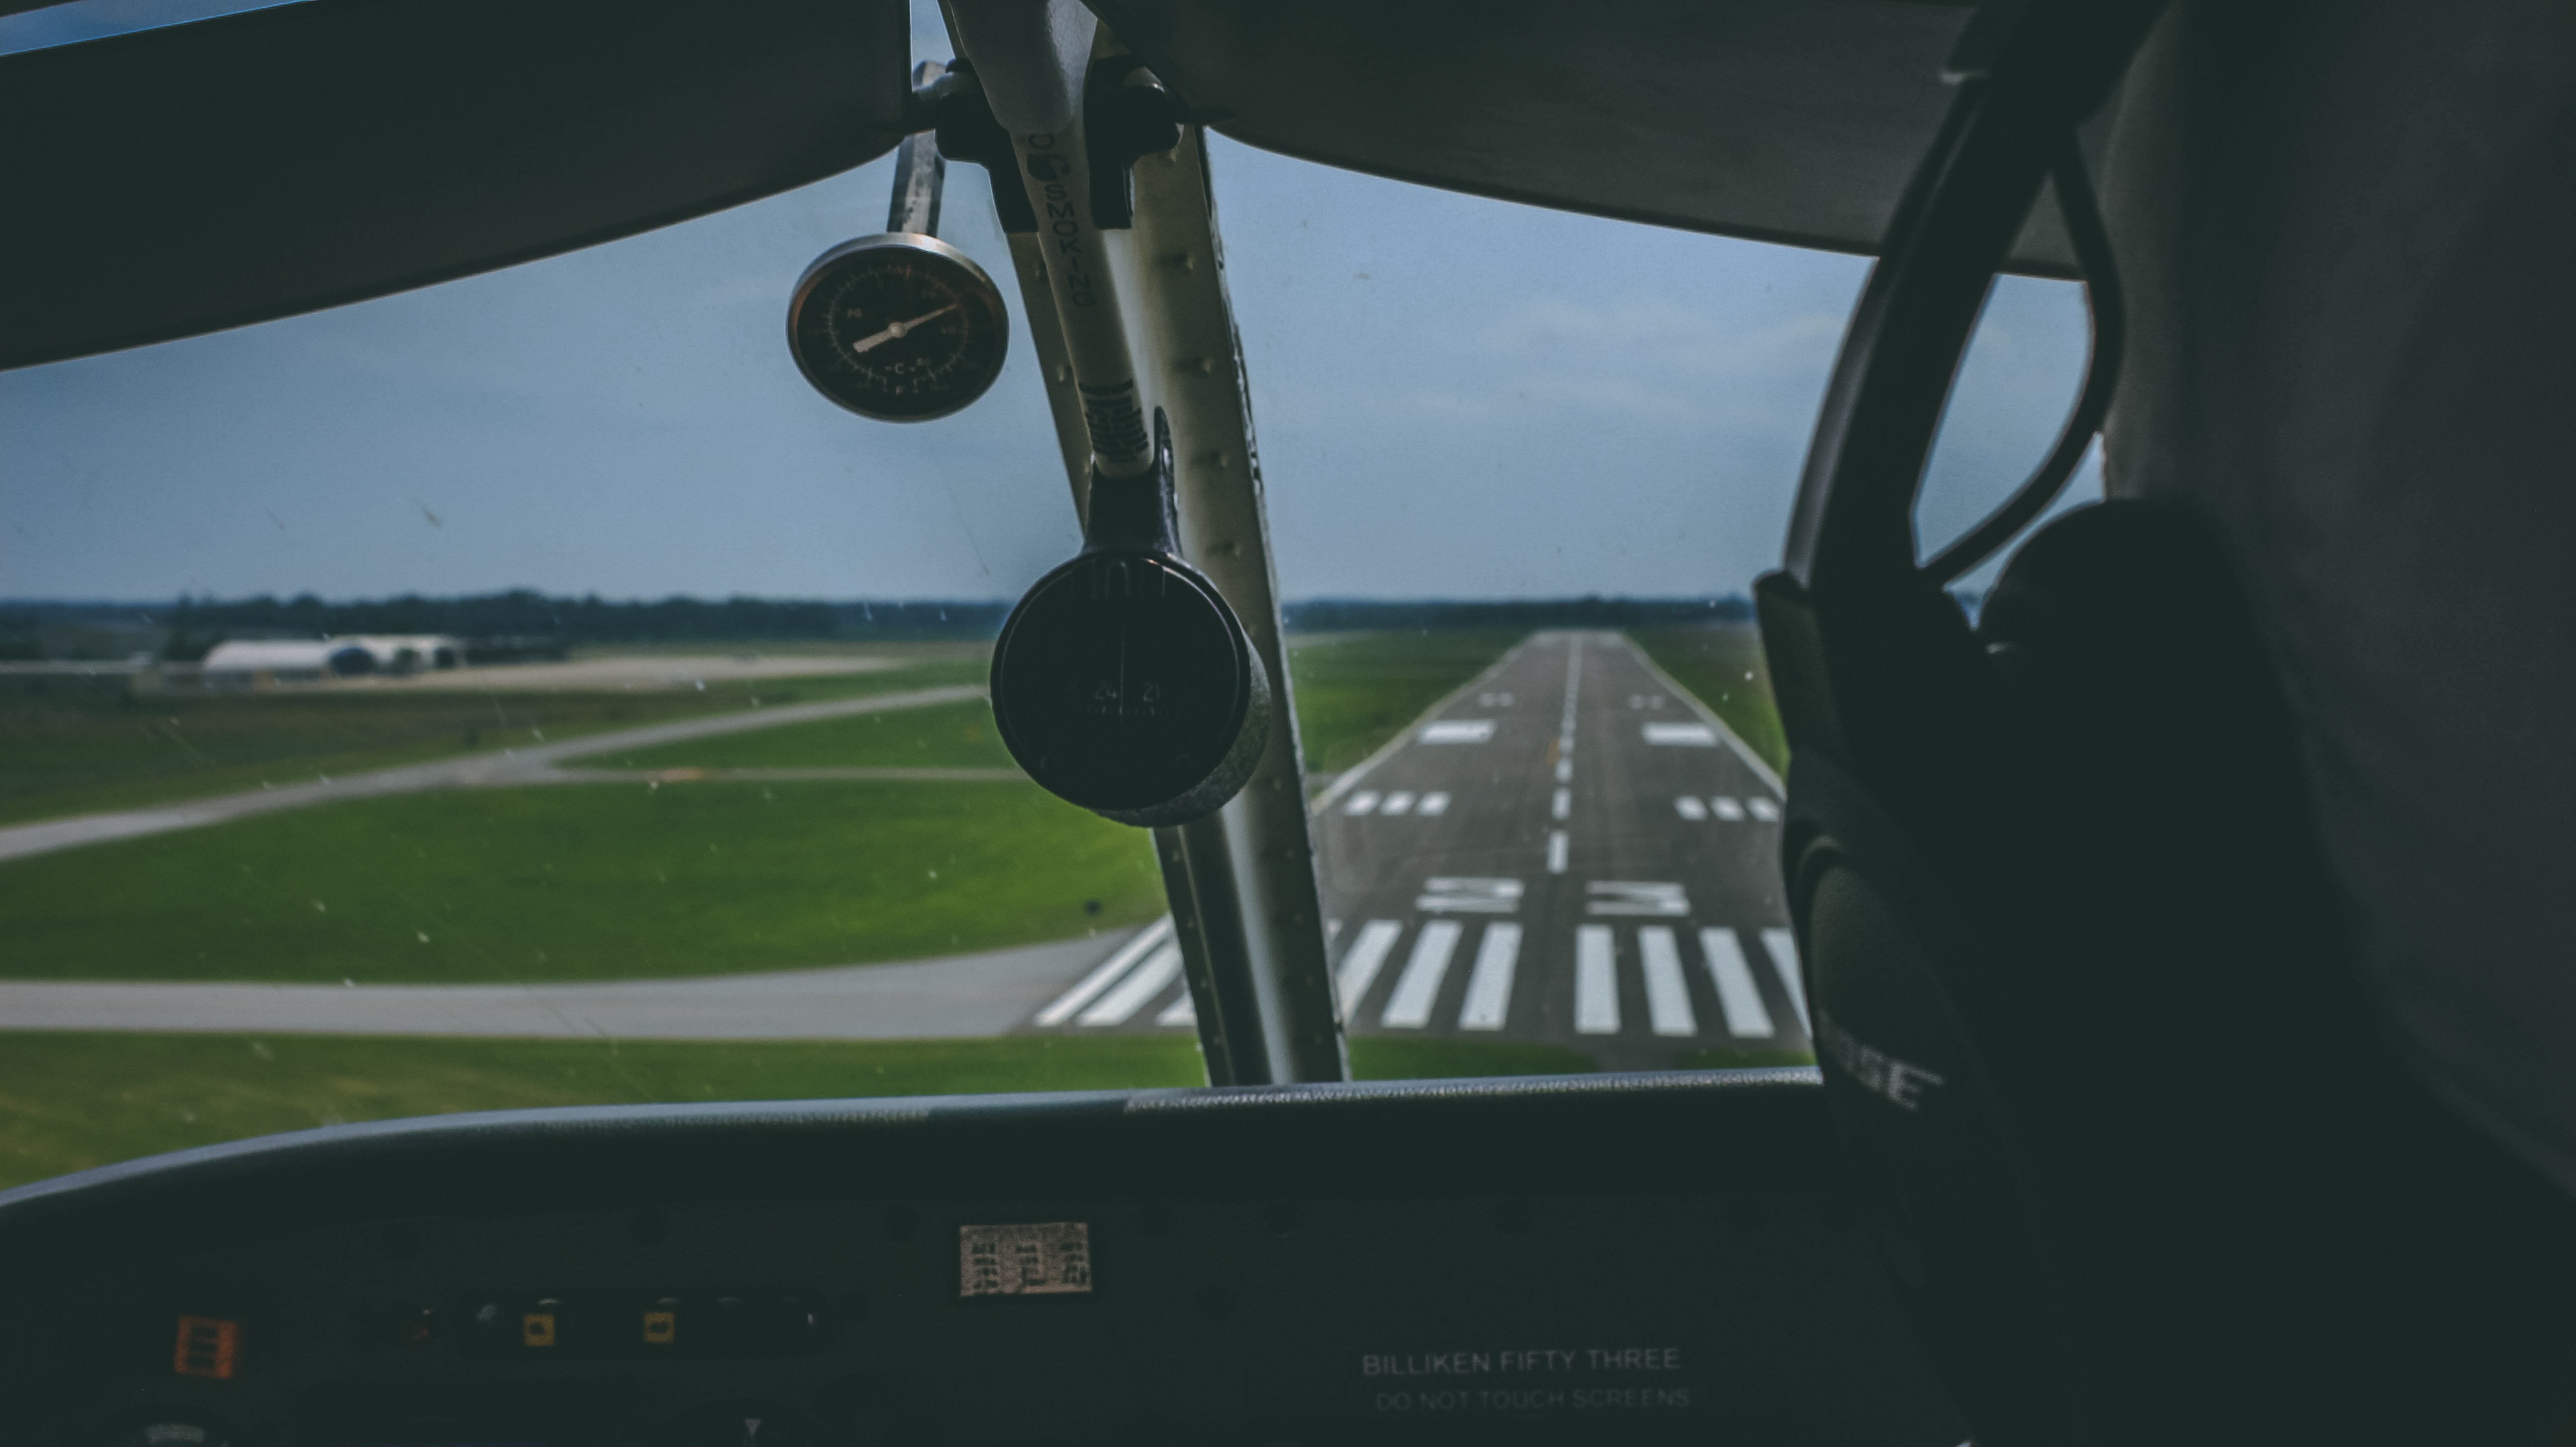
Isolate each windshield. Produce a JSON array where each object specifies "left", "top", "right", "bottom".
[{"left": 0, "top": 4, "right": 2096, "bottom": 1189}]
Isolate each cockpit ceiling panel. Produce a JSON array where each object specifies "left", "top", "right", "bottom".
[
  {"left": 0, "top": 0, "right": 912, "bottom": 370},
  {"left": 1093, "top": 0, "right": 2079, "bottom": 274}
]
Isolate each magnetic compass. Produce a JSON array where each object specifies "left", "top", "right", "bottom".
[{"left": 786, "top": 232, "right": 1008, "bottom": 422}]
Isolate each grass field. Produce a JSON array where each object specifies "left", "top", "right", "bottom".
[
  {"left": 1283, "top": 630, "right": 1524, "bottom": 774},
  {"left": 573, "top": 697, "right": 1017, "bottom": 772},
  {"left": 1625, "top": 626, "right": 1788, "bottom": 775},
  {"left": 0, "top": 781, "right": 1162, "bottom": 983},
  {"left": 0, "top": 1032, "right": 1596, "bottom": 1190},
  {"left": 0, "top": 643, "right": 989, "bottom": 827}
]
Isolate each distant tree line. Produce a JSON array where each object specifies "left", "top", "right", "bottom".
[
  {"left": 1, "top": 591, "right": 1763, "bottom": 661},
  {"left": 1280, "top": 596, "right": 1756, "bottom": 631}
]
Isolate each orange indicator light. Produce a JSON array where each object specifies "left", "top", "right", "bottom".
[{"left": 173, "top": 1315, "right": 240, "bottom": 1379}]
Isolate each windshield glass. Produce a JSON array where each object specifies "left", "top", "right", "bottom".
[{"left": 0, "top": 5, "right": 2095, "bottom": 1189}]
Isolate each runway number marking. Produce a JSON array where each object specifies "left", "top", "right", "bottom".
[
  {"left": 1636, "top": 927, "right": 1698, "bottom": 1038},
  {"left": 1698, "top": 928, "right": 1776, "bottom": 1038},
  {"left": 1642, "top": 723, "right": 1718, "bottom": 746},
  {"left": 1759, "top": 929, "right": 1811, "bottom": 1032},
  {"left": 1673, "top": 795, "right": 1707, "bottom": 820},
  {"left": 1586, "top": 882, "right": 1689, "bottom": 917},
  {"left": 1381, "top": 920, "right": 1464, "bottom": 1028},
  {"left": 1574, "top": 925, "right": 1619, "bottom": 1035},
  {"left": 1420, "top": 720, "right": 1496, "bottom": 744},
  {"left": 1335, "top": 920, "right": 1406, "bottom": 1016},
  {"left": 1457, "top": 923, "right": 1522, "bottom": 1031},
  {"left": 1416, "top": 878, "right": 1522, "bottom": 914}
]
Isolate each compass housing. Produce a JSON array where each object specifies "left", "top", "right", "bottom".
[{"left": 785, "top": 231, "right": 1008, "bottom": 422}]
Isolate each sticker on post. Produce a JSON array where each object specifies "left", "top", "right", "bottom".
[{"left": 960, "top": 1222, "right": 1093, "bottom": 1297}]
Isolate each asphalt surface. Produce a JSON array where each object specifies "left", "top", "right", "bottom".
[
  {"left": 0, "top": 933, "right": 1127, "bottom": 1041},
  {"left": 1033, "top": 631, "right": 1803, "bottom": 1070}
]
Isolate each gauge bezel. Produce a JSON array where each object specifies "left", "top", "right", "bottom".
[{"left": 784, "top": 232, "right": 1009, "bottom": 423}]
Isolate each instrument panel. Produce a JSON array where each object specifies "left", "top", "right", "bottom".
[{"left": 0, "top": 1073, "right": 1961, "bottom": 1446}]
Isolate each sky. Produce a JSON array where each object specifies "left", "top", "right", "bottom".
[{"left": 0, "top": 0, "right": 2100, "bottom": 606}]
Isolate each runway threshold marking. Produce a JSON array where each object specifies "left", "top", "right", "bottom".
[
  {"left": 1335, "top": 920, "right": 1406, "bottom": 1016},
  {"left": 1035, "top": 917, "right": 1174, "bottom": 1026},
  {"left": 1637, "top": 926, "right": 1698, "bottom": 1038},
  {"left": 1761, "top": 928, "right": 1811, "bottom": 1032},
  {"left": 1381, "top": 920, "right": 1464, "bottom": 1028},
  {"left": 1699, "top": 927, "right": 1776, "bottom": 1038},
  {"left": 1077, "top": 941, "right": 1183, "bottom": 1026},
  {"left": 1458, "top": 923, "right": 1522, "bottom": 1031},
  {"left": 1575, "top": 924, "right": 1620, "bottom": 1035}
]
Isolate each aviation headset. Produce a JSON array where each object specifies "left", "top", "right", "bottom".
[{"left": 1758, "top": 1, "right": 2576, "bottom": 1442}]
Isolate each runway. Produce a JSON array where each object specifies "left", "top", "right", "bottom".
[{"left": 1031, "top": 631, "right": 1803, "bottom": 1070}]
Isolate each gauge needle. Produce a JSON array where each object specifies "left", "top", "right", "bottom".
[{"left": 846, "top": 303, "right": 961, "bottom": 355}]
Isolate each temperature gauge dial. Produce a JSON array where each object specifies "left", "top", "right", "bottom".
[{"left": 786, "top": 233, "right": 1008, "bottom": 422}]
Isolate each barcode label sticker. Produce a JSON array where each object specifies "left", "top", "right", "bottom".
[{"left": 959, "top": 1222, "right": 1093, "bottom": 1297}]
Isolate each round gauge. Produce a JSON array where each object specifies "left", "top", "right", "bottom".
[{"left": 786, "top": 233, "right": 1008, "bottom": 422}]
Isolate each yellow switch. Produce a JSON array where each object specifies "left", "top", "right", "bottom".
[
  {"left": 521, "top": 1312, "right": 556, "bottom": 1348},
  {"left": 642, "top": 1309, "right": 676, "bottom": 1346}
]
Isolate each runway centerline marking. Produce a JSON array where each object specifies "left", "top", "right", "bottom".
[
  {"left": 1637, "top": 926, "right": 1698, "bottom": 1038},
  {"left": 1077, "top": 941, "right": 1183, "bottom": 1026},
  {"left": 1551, "top": 787, "right": 1571, "bottom": 820},
  {"left": 1381, "top": 920, "right": 1464, "bottom": 1028},
  {"left": 1334, "top": 920, "right": 1405, "bottom": 1017},
  {"left": 1700, "top": 928, "right": 1776, "bottom": 1038},
  {"left": 1575, "top": 925, "right": 1619, "bottom": 1035},
  {"left": 1546, "top": 830, "right": 1569, "bottom": 874},
  {"left": 1035, "top": 917, "right": 1173, "bottom": 1026},
  {"left": 1458, "top": 923, "right": 1522, "bottom": 1031},
  {"left": 1760, "top": 928, "right": 1811, "bottom": 1033}
]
